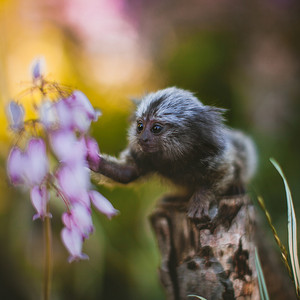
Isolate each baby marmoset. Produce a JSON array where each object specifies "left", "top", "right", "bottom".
[{"left": 92, "top": 87, "right": 257, "bottom": 220}]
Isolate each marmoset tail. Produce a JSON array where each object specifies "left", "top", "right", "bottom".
[{"left": 91, "top": 87, "right": 257, "bottom": 220}]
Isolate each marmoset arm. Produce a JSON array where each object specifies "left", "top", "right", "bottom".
[{"left": 94, "top": 150, "right": 142, "bottom": 184}]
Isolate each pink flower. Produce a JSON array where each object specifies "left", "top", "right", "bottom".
[
  {"left": 31, "top": 185, "right": 52, "bottom": 220},
  {"left": 39, "top": 100, "right": 58, "bottom": 129},
  {"left": 24, "top": 139, "right": 49, "bottom": 186},
  {"left": 54, "top": 91, "right": 100, "bottom": 133},
  {"left": 7, "top": 58, "right": 118, "bottom": 262},
  {"left": 85, "top": 137, "right": 101, "bottom": 171},
  {"left": 7, "top": 147, "right": 24, "bottom": 185},
  {"left": 31, "top": 57, "right": 45, "bottom": 81},
  {"left": 71, "top": 203, "right": 93, "bottom": 237},
  {"left": 62, "top": 203, "right": 93, "bottom": 238},
  {"left": 70, "top": 107, "right": 92, "bottom": 132},
  {"left": 50, "top": 130, "right": 87, "bottom": 164},
  {"left": 56, "top": 96, "right": 91, "bottom": 132},
  {"left": 56, "top": 163, "right": 90, "bottom": 203},
  {"left": 66, "top": 90, "right": 101, "bottom": 121},
  {"left": 89, "top": 190, "right": 119, "bottom": 219},
  {"left": 55, "top": 99, "right": 75, "bottom": 130},
  {"left": 7, "top": 138, "right": 49, "bottom": 187},
  {"left": 7, "top": 101, "right": 25, "bottom": 131},
  {"left": 61, "top": 227, "right": 89, "bottom": 263}
]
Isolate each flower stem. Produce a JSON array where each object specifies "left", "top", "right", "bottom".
[{"left": 43, "top": 204, "right": 52, "bottom": 300}]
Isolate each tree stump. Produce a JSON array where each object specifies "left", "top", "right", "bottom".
[{"left": 150, "top": 194, "right": 259, "bottom": 300}]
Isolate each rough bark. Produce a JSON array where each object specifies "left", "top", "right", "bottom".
[{"left": 150, "top": 194, "right": 296, "bottom": 300}]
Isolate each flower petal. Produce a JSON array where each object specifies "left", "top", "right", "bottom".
[
  {"left": 7, "top": 147, "right": 25, "bottom": 185},
  {"left": 85, "top": 137, "right": 101, "bottom": 171},
  {"left": 55, "top": 99, "right": 74, "bottom": 130},
  {"left": 61, "top": 227, "right": 89, "bottom": 263},
  {"left": 39, "top": 100, "right": 58, "bottom": 129},
  {"left": 50, "top": 130, "right": 87, "bottom": 163},
  {"left": 30, "top": 185, "right": 51, "bottom": 220},
  {"left": 7, "top": 101, "right": 24, "bottom": 131},
  {"left": 24, "top": 138, "right": 49, "bottom": 186},
  {"left": 70, "top": 91, "right": 96, "bottom": 120},
  {"left": 31, "top": 57, "right": 45, "bottom": 80},
  {"left": 71, "top": 203, "right": 94, "bottom": 238},
  {"left": 55, "top": 91, "right": 99, "bottom": 132},
  {"left": 56, "top": 164, "right": 90, "bottom": 202},
  {"left": 70, "top": 107, "right": 92, "bottom": 133},
  {"left": 62, "top": 212, "right": 73, "bottom": 229},
  {"left": 89, "top": 190, "right": 119, "bottom": 219}
]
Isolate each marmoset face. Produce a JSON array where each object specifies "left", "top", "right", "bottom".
[
  {"left": 135, "top": 117, "right": 165, "bottom": 153},
  {"left": 128, "top": 87, "right": 224, "bottom": 160}
]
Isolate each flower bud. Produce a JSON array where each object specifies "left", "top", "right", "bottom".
[
  {"left": 7, "top": 101, "right": 24, "bottom": 131},
  {"left": 7, "top": 147, "right": 25, "bottom": 185},
  {"left": 61, "top": 227, "right": 89, "bottom": 263},
  {"left": 89, "top": 190, "right": 119, "bottom": 219},
  {"left": 85, "top": 137, "right": 101, "bottom": 171},
  {"left": 31, "top": 185, "right": 52, "bottom": 220},
  {"left": 31, "top": 57, "right": 45, "bottom": 81}
]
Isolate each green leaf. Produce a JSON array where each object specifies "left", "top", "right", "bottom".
[
  {"left": 255, "top": 248, "right": 270, "bottom": 300},
  {"left": 270, "top": 158, "right": 300, "bottom": 296}
]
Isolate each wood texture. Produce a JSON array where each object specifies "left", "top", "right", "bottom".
[
  {"left": 150, "top": 194, "right": 259, "bottom": 300},
  {"left": 150, "top": 193, "right": 298, "bottom": 300}
]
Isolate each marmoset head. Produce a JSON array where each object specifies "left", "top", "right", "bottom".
[{"left": 128, "top": 87, "right": 226, "bottom": 160}]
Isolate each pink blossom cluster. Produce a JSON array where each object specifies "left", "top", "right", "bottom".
[{"left": 6, "top": 59, "right": 118, "bottom": 262}]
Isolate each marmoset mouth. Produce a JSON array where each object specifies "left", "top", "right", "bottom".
[{"left": 139, "top": 142, "right": 157, "bottom": 153}]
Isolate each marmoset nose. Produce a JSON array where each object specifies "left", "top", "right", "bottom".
[{"left": 141, "top": 131, "right": 150, "bottom": 143}]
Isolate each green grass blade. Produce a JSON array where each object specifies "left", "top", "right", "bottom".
[
  {"left": 187, "top": 295, "right": 207, "bottom": 300},
  {"left": 255, "top": 248, "right": 270, "bottom": 300},
  {"left": 257, "top": 196, "right": 293, "bottom": 278},
  {"left": 270, "top": 158, "right": 300, "bottom": 296}
]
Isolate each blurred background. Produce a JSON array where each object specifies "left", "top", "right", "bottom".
[{"left": 0, "top": 0, "right": 300, "bottom": 299}]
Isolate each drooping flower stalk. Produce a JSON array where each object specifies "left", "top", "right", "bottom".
[
  {"left": 6, "top": 57, "right": 119, "bottom": 299},
  {"left": 43, "top": 203, "right": 52, "bottom": 300}
]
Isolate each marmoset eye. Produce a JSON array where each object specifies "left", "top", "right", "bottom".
[
  {"left": 137, "top": 122, "right": 144, "bottom": 133},
  {"left": 151, "top": 124, "right": 163, "bottom": 134}
]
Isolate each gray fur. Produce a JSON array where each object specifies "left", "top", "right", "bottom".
[{"left": 95, "top": 87, "right": 257, "bottom": 219}]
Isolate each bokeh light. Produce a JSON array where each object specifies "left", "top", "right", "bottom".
[{"left": 1, "top": 0, "right": 300, "bottom": 299}]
